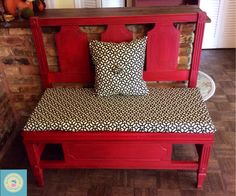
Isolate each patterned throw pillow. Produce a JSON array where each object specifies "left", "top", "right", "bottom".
[{"left": 89, "top": 37, "right": 149, "bottom": 96}]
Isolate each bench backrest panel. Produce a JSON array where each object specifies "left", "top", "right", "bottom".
[{"left": 30, "top": 7, "right": 207, "bottom": 89}]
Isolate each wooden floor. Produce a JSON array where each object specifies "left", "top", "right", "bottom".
[{"left": 0, "top": 49, "right": 235, "bottom": 196}]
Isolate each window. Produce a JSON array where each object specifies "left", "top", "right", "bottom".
[
  {"left": 45, "top": 0, "right": 125, "bottom": 8},
  {"left": 76, "top": 0, "right": 125, "bottom": 8}
]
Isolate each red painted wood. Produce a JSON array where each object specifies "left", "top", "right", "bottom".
[
  {"left": 48, "top": 72, "right": 95, "bottom": 84},
  {"left": 63, "top": 142, "right": 172, "bottom": 161},
  {"left": 25, "top": 7, "right": 212, "bottom": 188},
  {"left": 146, "top": 20, "right": 180, "bottom": 74},
  {"left": 143, "top": 70, "right": 189, "bottom": 81},
  {"left": 102, "top": 25, "right": 133, "bottom": 42},
  {"left": 22, "top": 132, "right": 214, "bottom": 143},
  {"left": 22, "top": 132, "right": 214, "bottom": 187},
  {"left": 197, "top": 144, "right": 212, "bottom": 188},
  {"left": 40, "top": 160, "right": 199, "bottom": 170},
  {"left": 22, "top": 131, "right": 214, "bottom": 186},
  {"left": 37, "top": 14, "right": 198, "bottom": 27},
  {"left": 24, "top": 143, "right": 44, "bottom": 186},
  {"left": 189, "top": 12, "right": 207, "bottom": 87},
  {"left": 30, "top": 18, "right": 50, "bottom": 89},
  {"left": 31, "top": 13, "right": 199, "bottom": 87},
  {"left": 55, "top": 26, "right": 92, "bottom": 74},
  {"left": 38, "top": 144, "right": 46, "bottom": 156}
]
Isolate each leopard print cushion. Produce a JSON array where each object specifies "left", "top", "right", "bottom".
[
  {"left": 89, "top": 37, "right": 148, "bottom": 96},
  {"left": 23, "top": 88, "right": 216, "bottom": 134}
]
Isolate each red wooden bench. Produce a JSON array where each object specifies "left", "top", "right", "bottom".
[{"left": 22, "top": 6, "right": 215, "bottom": 188}]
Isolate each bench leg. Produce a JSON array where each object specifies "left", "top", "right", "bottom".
[
  {"left": 25, "top": 143, "right": 44, "bottom": 186},
  {"left": 197, "top": 144, "right": 212, "bottom": 188}
]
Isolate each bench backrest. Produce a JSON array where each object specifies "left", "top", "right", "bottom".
[{"left": 30, "top": 6, "right": 207, "bottom": 90}]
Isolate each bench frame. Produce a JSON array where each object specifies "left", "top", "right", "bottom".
[{"left": 22, "top": 7, "right": 214, "bottom": 188}]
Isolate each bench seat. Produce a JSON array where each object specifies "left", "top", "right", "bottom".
[{"left": 24, "top": 88, "right": 215, "bottom": 134}]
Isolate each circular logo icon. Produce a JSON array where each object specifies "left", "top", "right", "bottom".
[{"left": 4, "top": 173, "right": 24, "bottom": 193}]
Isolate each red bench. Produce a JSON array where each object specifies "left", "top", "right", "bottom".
[{"left": 22, "top": 6, "right": 215, "bottom": 188}]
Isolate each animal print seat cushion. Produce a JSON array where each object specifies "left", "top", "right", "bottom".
[
  {"left": 89, "top": 37, "right": 148, "bottom": 96},
  {"left": 23, "top": 88, "right": 216, "bottom": 133}
]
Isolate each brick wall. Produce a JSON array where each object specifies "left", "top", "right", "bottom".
[
  {"left": 0, "top": 23, "right": 195, "bottom": 148},
  {"left": 0, "top": 28, "right": 41, "bottom": 149},
  {"left": 0, "top": 66, "right": 15, "bottom": 150},
  {"left": 0, "top": 28, "right": 41, "bottom": 118}
]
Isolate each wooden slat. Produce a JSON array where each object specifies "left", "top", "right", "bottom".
[
  {"left": 143, "top": 70, "right": 189, "bottom": 81},
  {"left": 146, "top": 21, "right": 180, "bottom": 72},
  {"left": 22, "top": 132, "right": 214, "bottom": 143},
  {"left": 189, "top": 12, "right": 207, "bottom": 87},
  {"left": 101, "top": 24, "right": 133, "bottom": 42},
  {"left": 55, "top": 26, "right": 93, "bottom": 74},
  {"left": 30, "top": 18, "right": 50, "bottom": 89},
  {"left": 38, "top": 14, "right": 198, "bottom": 26},
  {"left": 40, "top": 160, "right": 199, "bottom": 170},
  {"left": 38, "top": 6, "right": 205, "bottom": 18}
]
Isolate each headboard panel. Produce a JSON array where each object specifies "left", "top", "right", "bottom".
[
  {"left": 56, "top": 26, "right": 90, "bottom": 74},
  {"left": 101, "top": 25, "right": 133, "bottom": 42},
  {"left": 145, "top": 20, "right": 180, "bottom": 78},
  {"left": 30, "top": 6, "right": 207, "bottom": 89}
]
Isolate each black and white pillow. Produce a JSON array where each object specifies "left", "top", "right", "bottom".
[{"left": 89, "top": 37, "right": 149, "bottom": 96}]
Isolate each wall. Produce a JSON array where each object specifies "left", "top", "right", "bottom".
[
  {"left": 0, "top": 28, "right": 41, "bottom": 151},
  {"left": 0, "top": 31, "right": 15, "bottom": 151},
  {"left": 0, "top": 28, "right": 42, "bottom": 119}
]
